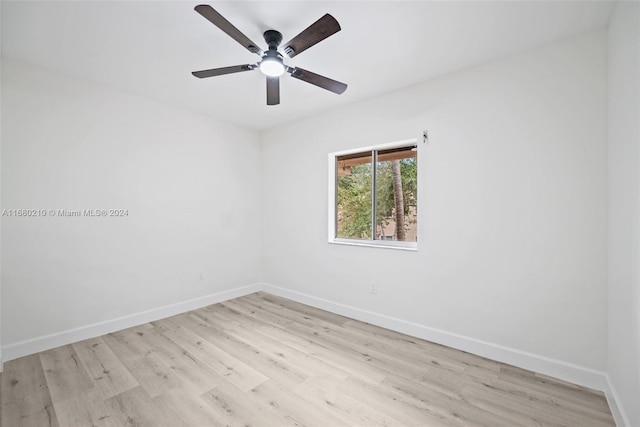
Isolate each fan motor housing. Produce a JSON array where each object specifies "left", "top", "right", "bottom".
[{"left": 263, "top": 30, "right": 283, "bottom": 49}]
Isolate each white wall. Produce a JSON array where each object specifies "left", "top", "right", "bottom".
[
  {"left": 262, "top": 30, "right": 608, "bottom": 372},
  {"left": 1, "top": 59, "right": 262, "bottom": 347},
  {"left": 607, "top": 2, "right": 640, "bottom": 426},
  {"left": 0, "top": 1, "right": 3, "bottom": 370}
]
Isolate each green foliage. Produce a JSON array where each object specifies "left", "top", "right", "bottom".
[
  {"left": 376, "top": 158, "right": 417, "bottom": 219},
  {"left": 336, "top": 157, "right": 417, "bottom": 240},
  {"left": 337, "top": 164, "right": 372, "bottom": 239}
]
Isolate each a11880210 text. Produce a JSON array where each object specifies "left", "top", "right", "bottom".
[{"left": 1, "top": 209, "right": 129, "bottom": 217}]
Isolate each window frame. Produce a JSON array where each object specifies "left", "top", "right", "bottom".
[{"left": 328, "top": 138, "right": 418, "bottom": 251}]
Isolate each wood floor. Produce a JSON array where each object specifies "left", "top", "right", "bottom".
[{"left": 0, "top": 292, "right": 616, "bottom": 427}]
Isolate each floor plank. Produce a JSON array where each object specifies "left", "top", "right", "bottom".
[
  {"left": 199, "top": 381, "right": 289, "bottom": 427},
  {"left": 39, "top": 345, "right": 94, "bottom": 404},
  {"left": 0, "top": 292, "right": 617, "bottom": 427},
  {"left": 102, "top": 325, "right": 184, "bottom": 399},
  {"left": 152, "top": 316, "right": 269, "bottom": 392},
  {"left": 53, "top": 389, "right": 119, "bottom": 427},
  {"left": 103, "top": 386, "right": 187, "bottom": 426},
  {"left": 0, "top": 354, "right": 59, "bottom": 427},
  {"left": 72, "top": 337, "right": 139, "bottom": 400}
]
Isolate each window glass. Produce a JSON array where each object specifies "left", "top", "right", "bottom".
[
  {"left": 375, "top": 147, "right": 417, "bottom": 242},
  {"left": 336, "top": 153, "right": 372, "bottom": 239}
]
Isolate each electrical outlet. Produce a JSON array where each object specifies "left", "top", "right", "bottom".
[
  {"left": 198, "top": 272, "right": 204, "bottom": 281},
  {"left": 370, "top": 283, "right": 377, "bottom": 294}
]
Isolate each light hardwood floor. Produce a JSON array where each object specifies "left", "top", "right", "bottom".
[{"left": 0, "top": 292, "right": 616, "bottom": 426}]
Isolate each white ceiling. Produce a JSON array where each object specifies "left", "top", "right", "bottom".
[{"left": 1, "top": 1, "right": 614, "bottom": 130}]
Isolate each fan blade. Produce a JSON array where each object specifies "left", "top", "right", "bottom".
[
  {"left": 192, "top": 64, "right": 256, "bottom": 79},
  {"left": 195, "top": 5, "right": 262, "bottom": 55},
  {"left": 282, "top": 14, "right": 340, "bottom": 58},
  {"left": 289, "top": 67, "right": 347, "bottom": 94},
  {"left": 266, "top": 77, "right": 280, "bottom": 105}
]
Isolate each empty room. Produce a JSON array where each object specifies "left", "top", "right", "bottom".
[{"left": 0, "top": 1, "right": 638, "bottom": 426}]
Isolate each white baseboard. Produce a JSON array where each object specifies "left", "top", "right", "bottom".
[
  {"left": 0, "top": 348, "right": 3, "bottom": 373},
  {"left": 261, "top": 283, "right": 610, "bottom": 393},
  {"left": 605, "top": 374, "right": 632, "bottom": 427},
  {"left": 1, "top": 283, "right": 262, "bottom": 363}
]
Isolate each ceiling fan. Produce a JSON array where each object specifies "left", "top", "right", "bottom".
[{"left": 191, "top": 4, "right": 348, "bottom": 106}]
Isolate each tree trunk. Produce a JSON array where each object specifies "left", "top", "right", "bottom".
[{"left": 391, "top": 160, "right": 406, "bottom": 241}]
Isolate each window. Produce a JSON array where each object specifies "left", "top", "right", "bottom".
[{"left": 328, "top": 139, "right": 418, "bottom": 250}]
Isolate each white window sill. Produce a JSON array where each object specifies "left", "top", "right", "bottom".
[{"left": 329, "top": 238, "right": 417, "bottom": 251}]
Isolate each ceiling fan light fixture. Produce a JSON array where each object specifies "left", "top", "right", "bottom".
[
  {"left": 192, "top": 6, "right": 347, "bottom": 105},
  {"left": 259, "top": 56, "right": 285, "bottom": 77}
]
